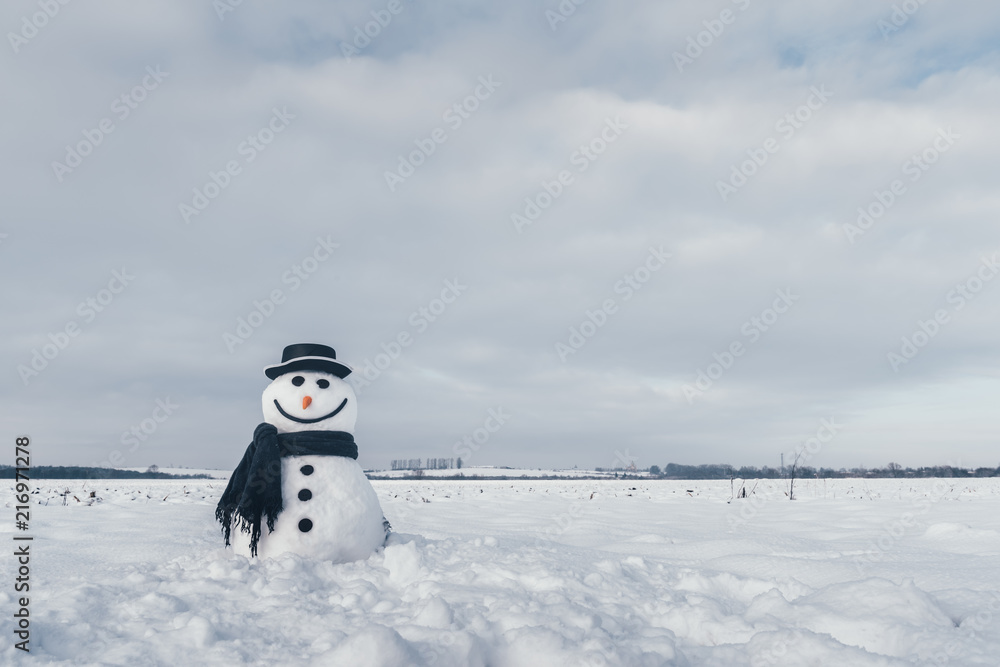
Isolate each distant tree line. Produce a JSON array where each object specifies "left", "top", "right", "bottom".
[
  {"left": 640, "top": 462, "right": 1000, "bottom": 480},
  {"left": 0, "top": 465, "right": 212, "bottom": 480}
]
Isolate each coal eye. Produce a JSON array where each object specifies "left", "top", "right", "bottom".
[
  {"left": 317, "top": 379, "right": 330, "bottom": 389},
  {"left": 291, "top": 376, "right": 305, "bottom": 386}
]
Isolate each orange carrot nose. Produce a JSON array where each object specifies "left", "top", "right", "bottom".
[{"left": 302, "top": 396, "right": 312, "bottom": 409}]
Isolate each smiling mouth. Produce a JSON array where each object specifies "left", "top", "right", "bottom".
[{"left": 273, "top": 397, "right": 348, "bottom": 424}]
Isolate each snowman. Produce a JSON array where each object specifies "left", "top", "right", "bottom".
[{"left": 216, "top": 343, "right": 389, "bottom": 563}]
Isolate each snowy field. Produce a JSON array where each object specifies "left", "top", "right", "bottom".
[{"left": 3, "top": 478, "right": 1000, "bottom": 666}]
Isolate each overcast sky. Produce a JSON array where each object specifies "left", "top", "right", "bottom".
[{"left": 3, "top": 0, "right": 999, "bottom": 472}]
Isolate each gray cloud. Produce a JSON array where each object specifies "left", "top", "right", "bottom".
[{"left": 3, "top": 0, "right": 999, "bottom": 473}]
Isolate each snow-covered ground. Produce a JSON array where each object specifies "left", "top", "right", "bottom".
[{"left": 3, "top": 478, "right": 1000, "bottom": 666}]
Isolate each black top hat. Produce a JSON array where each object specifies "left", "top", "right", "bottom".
[{"left": 263, "top": 343, "right": 353, "bottom": 379}]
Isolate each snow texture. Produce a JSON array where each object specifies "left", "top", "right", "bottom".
[{"left": 3, "top": 477, "right": 1000, "bottom": 666}]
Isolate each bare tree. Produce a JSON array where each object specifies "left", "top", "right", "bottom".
[{"left": 788, "top": 451, "right": 802, "bottom": 500}]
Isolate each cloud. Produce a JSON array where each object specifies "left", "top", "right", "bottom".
[{"left": 3, "top": 0, "right": 999, "bottom": 472}]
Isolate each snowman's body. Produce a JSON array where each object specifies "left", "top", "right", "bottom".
[
  {"left": 231, "top": 455, "right": 386, "bottom": 562},
  {"left": 224, "top": 353, "right": 388, "bottom": 563}
]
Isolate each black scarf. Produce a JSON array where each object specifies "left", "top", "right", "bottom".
[{"left": 215, "top": 423, "right": 358, "bottom": 556}]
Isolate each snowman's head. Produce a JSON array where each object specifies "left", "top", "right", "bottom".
[{"left": 262, "top": 370, "right": 358, "bottom": 434}]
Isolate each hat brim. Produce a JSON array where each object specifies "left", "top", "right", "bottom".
[{"left": 264, "top": 356, "right": 353, "bottom": 380}]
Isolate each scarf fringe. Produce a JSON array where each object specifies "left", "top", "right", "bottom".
[{"left": 217, "top": 500, "right": 282, "bottom": 556}]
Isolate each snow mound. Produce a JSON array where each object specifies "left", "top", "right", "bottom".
[
  {"left": 744, "top": 578, "right": 954, "bottom": 657},
  {"left": 311, "top": 624, "right": 424, "bottom": 667},
  {"left": 923, "top": 522, "right": 1000, "bottom": 541}
]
